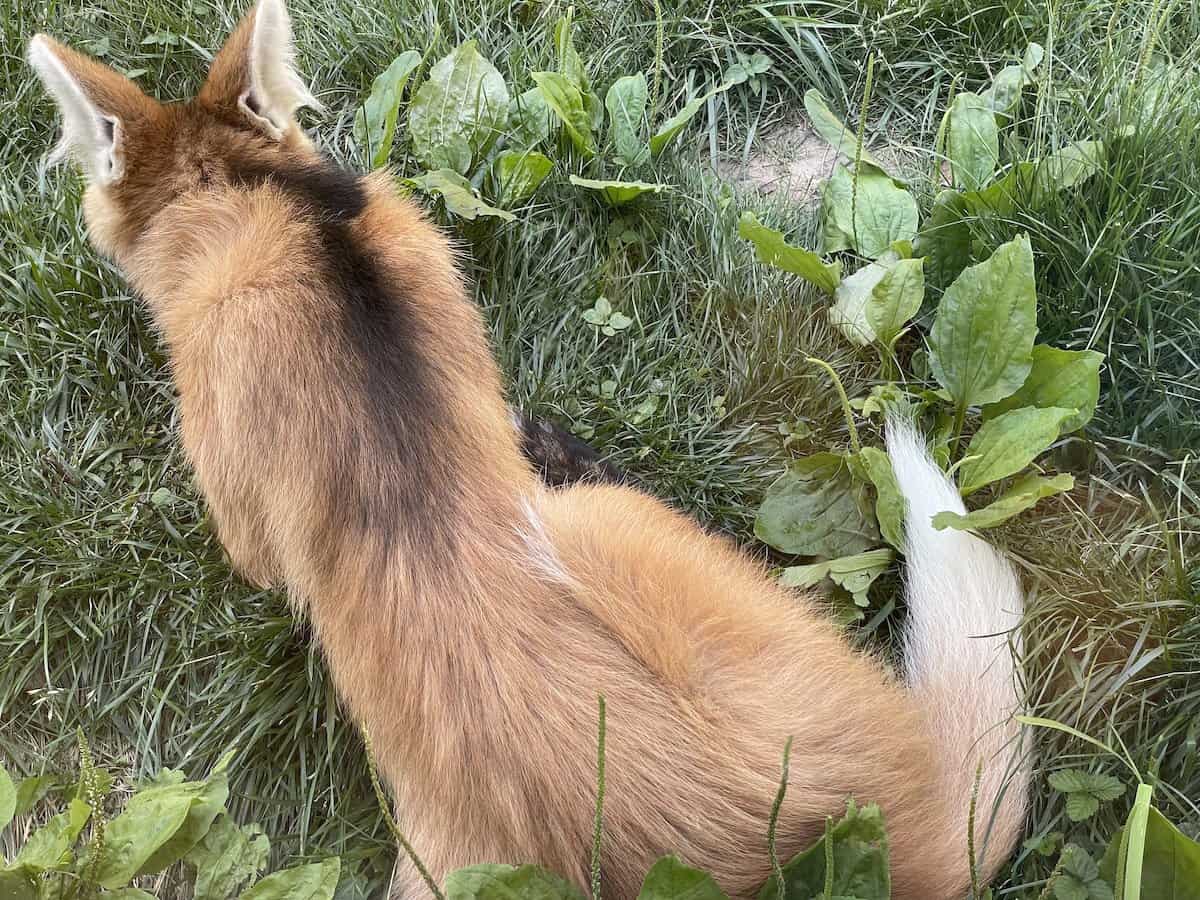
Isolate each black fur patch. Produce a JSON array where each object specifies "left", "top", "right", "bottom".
[
  {"left": 515, "top": 412, "right": 626, "bottom": 487},
  {"left": 231, "top": 157, "right": 456, "bottom": 565}
]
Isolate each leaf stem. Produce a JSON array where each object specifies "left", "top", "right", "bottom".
[
  {"left": 767, "top": 737, "right": 793, "bottom": 899},
  {"left": 591, "top": 696, "right": 607, "bottom": 900}
]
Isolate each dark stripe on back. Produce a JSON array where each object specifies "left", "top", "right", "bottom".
[{"left": 230, "top": 158, "right": 457, "bottom": 566}]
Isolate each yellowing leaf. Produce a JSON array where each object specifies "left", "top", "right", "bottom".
[
  {"left": 532, "top": 71, "right": 595, "bottom": 156},
  {"left": 569, "top": 175, "right": 666, "bottom": 206},
  {"left": 410, "top": 170, "right": 516, "bottom": 222},
  {"left": 738, "top": 212, "right": 842, "bottom": 294}
]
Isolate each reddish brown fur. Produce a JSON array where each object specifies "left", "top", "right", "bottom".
[{"left": 30, "top": 5, "right": 1025, "bottom": 897}]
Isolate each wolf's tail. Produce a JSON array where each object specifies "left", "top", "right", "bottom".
[{"left": 887, "top": 415, "right": 1029, "bottom": 885}]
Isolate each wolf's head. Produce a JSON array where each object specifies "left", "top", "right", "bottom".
[{"left": 28, "top": 0, "right": 322, "bottom": 265}]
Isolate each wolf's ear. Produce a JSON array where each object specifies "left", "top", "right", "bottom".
[
  {"left": 199, "top": 0, "right": 320, "bottom": 139},
  {"left": 27, "top": 35, "right": 154, "bottom": 184}
]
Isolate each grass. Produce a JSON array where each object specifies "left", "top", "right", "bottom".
[{"left": 1, "top": 0, "right": 1198, "bottom": 895}]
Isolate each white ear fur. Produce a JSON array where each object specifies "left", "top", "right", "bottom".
[
  {"left": 27, "top": 36, "right": 125, "bottom": 183},
  {"left": 239, "top": 0, "right": 322, "bottom": 138}
]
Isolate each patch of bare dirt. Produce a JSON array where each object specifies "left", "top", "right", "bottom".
[{"left": 717, "top": 121, "right": 838, "bottom": 205}]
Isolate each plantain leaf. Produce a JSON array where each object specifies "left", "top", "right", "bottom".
[
  {"left": 409, "top": 41, "right": 510, "bottom": 174},
  {"left": 569, "top": 175, "right": 666, "bottom": 206},
  {"left": 606, "top": 73, "right": 649, "bottom": 167},
  {"left": 446, "top": 863, "right": 586, "bottom": 900},
  {"left": 532, "top": 71, "right": 595, "bottom": 156},
  {"left": 137, "top": 751, "right": 234, "bottom": 874},
  {"left": 92, "top": 782, "right": 197, "bottom": 887},
  {"left": 929, "top": 234, "right": 1038, "bottom": 408},
  {"left": 410, "top": 170, "right": 516, "bottom": 222},
  {"left": 354, "top": 51, "right": 422, "bottom": 168},
  {"left": 758, "top": 799, "right": 889, "bottom": 900},
  {"left": 803, "top": 89, "right": 891, "bottom": 175},
  {"left": 755, "top": 453, "right": 880, "bottom": 557},
  {"left": 946, "top": 91, "right": 999, "bottom": 191},
  {"left": 980, "top": 43, "right": 1044, "bottom": 119},
  {"left": 12, "top": 797, "right": 91, "bottom": 871},
  {"left": 859, "top": 447, "right": 906, "bottom": 548},
  {"left": 820, "top": 164, "right": 919, "bottom": 260},
  {"left": 13, "top": 774, "right": 65, "bottom": 816},
  {"left": 488, "top": 151, "right": 553, "bottom": 209},
  {"left": 0, "top": 764, "right": 14, "bottom": 833},
  {"left": 933, "top": 473, "right": 1074, "bottom": 530},
  {"left": 507, "top": 88, "right": 555, "bottom": 150},
  {"left": 1101, "top": 805, "right": 1200, "bottom": 899},
  {"left": 738, "top": 212, "right": 842, "bottom": 294},
  {"left": 866, "top": 257, "right": 924, "bottom": 347},
  {"left": 637, "top": 856, "right": 729, "bottom": 900},
  {"left": 240, "top": 859, "right": 341, "bottom": 900},
  {"left": 187, "top": 813, "right": 270, "bottom": 900},
  {"left": 956, "top": 407, "right": 1075, "bottom": 496},
  {"left": 983, "top": 345, "right": 1104, "bottom": 432}
]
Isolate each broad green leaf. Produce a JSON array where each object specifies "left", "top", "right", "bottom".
[
  {"left": 781, "top": 548, "right": 894, "bottom": 607},
  {"left": 1048, "top": 770, "right": 1126, "bottom": 801},
  {"left": 240, "top": 859, "right": 341, "bottom": 900},
  {"left": 758, "top": 800, "right": 889, "bottom": 900},
  {"left": 859, "top": 447, "right": 905, "bottom": 549},
  {"left": 932, "top": 473, "right": 1073, "bottom": 531},
  {"left": 723, "top": 51, "right": 772, "bottom": 86},
  {"left": 866, "top": 257, "right": 924, "bottom": 347},
  {"left": 828, "top": 251, "right": 902, "bottom": 346},
  {"left": 981, "top": 43, "right": 1044, "bottom": 118},
  {"left": 488, "top": 151, "right": 553, "bottom": 209},
  {"left": 0, "top": 871, "right": 35, "bottom": 900},
  {"left": 1055, "top": 845, "right": 1113, "bottom": 900},
  {"left": 445, "top": 863, "right": 586, "bottom": 900},
  {"left": 803, "top": 89, "right": 890, "bottom": 175},
  {"left": 737, "top": 212, "right": 841, "bottom": 294},
  {"left": 929, "top": 235, "right": 1038, "bottom": 408},
  {"left": 354, "top": 51, "right": 422, "bottom": 168},
  {"left": 946, "top": 91, "right": 999, "bottom": 191},
  {"left": 755, "top": 453, "right": 880, "bottom": 557},
  {"left": 917, "top": 189, "right": 972, "bottom": 287},
  {"left": 507, "top": 88, "right": 555, "bottom": 150},
  {"left": 531, "top": 72, "right": 595, "bottom": 156},
  {"left": 92, "top": 782, "right": 196, "bottom": 887},
  {"left": 187, "top": 813, "right": 270, "bottom": 900},
  {"left": 106, "top": 891, "right": 158, "bottom": 900},
  {"left": 553, "top": 15, "right": 588, "bottom": 90},
  {"left": 984, "top": 345, "right": 1103, "bottom": 431},
  {"left": 12, "top": 797, "right": 90, "bottom": 871},
  {"left": 820, "top": 164, "right": 919, "bottom": 260},
  {"left": 0, "top": 764, "right": 14, "bottom": 833},
  {"left": 1066, "top": 793, "right": 1102, "bottom": 822},
  {"left": 14, "top": 774, "right": 64, "bottom": 816},
  {"left": 649, "top": 77, "right": 740, "bottom": 158},
  {"left": 569, "top": 175, "right": 666, "bottom": 206},
  {"left": 1034, "top": 140, "right": 1105, "bottom": 198},
  {"left": 606, "top": 74, "right": 649, "bottom": 166},
  {"left": 409, "top": 41, "right": 510, "bottom": 174},
  {"left": 138, "top": 753, "right": 233, "bottom": 874},
  {"left": 410, "top": 170, "right": 516, "bottom": 222},
  {"left": 637, "top": 856, "right": 729, "bottom": 900},
  {"left": 956, "top": 407, "right": 1075, "bottom": 496},
  {"left": 1101, "top": 806, "right": 1200, "bottom": 899}
]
